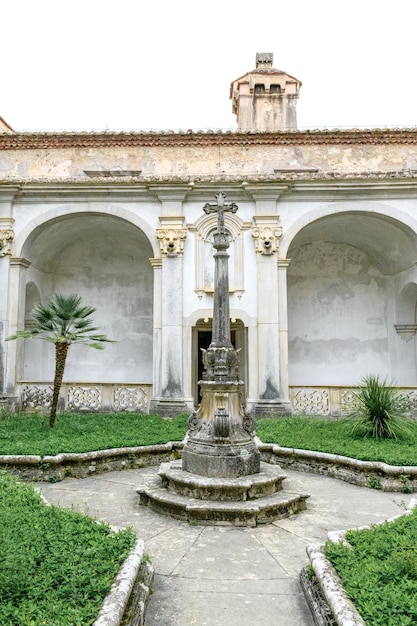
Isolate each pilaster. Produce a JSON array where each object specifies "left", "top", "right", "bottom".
[
  {"left": 277, "top": 258, "right": 291, "bottom": 408},
  {"left": 4, "top": 257, "right": 31, "bottom": 398},
  {"left": 246, "top": 185, "right": 291, "bottom": 416},
  {"left": 0, "top": 189, "right": 17, "bottom": 397},
  {"left": 150, "top": 187, "right": 191, "bottom": 416}
]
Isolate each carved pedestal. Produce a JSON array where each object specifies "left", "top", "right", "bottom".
[{"left": 182, "top": 380, "right": 260, "bottom": 477}]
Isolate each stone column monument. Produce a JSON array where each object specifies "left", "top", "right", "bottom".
[
  {"left": 137, "top": 192, "right": 309, "bottom": 526},
  {"left": 182, "top": 192, "right": 260, "bottom": 477}
]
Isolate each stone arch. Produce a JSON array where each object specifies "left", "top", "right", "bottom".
[
  {"left": 184, "top": 308, "right": 256, "bottom": 406},
  {"left": 286, "top": 207, "right": 417, "bottom": 387},
  {"left": 17, "top": 211, "right": 155, "bottom": 386},
  {"left": 15, "top": 203, "right": 160, "bottom": 259},
  {"left": 280, "top": 201, "right": 417, "bottom": 264}
]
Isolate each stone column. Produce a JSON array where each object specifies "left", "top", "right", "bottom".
[
  {"left": 4, "top": 257, "right": 31, "bottom": 398},
  {"left": 0, "top": 188, "right": 18, "bottom": 398},
  {"left": 278, "top": 258, "right": 291, "bottom": 407},
  {"left": 149, "top": 187, "right": 190, "bottom": 417},
  {"left": 149, "top": 256, "right": 162, "bottom": 401},
  {"left": 246, "top": 185, "right": 291, "bottom": 416}
]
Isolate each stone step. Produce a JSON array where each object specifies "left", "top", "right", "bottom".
[
  {"left": 158, "top": 460, "right": 287, "bottom": 501},
  {"left": 137, "top": 484, "right": 309, "bottom": 527}
]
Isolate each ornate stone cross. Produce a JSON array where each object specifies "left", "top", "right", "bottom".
[
  {"left": 201, "top": 192, "right": 239, "bottom": 378},
  {"left": 203, "top": 191, "right": 238, "bottom": 235}
]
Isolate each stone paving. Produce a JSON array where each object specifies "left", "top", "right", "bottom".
[{"left": 38, "top": 467, "right": 413, "bottom": 626}]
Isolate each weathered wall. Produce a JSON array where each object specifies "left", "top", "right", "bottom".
[
  {"left": 2, "top": 134, "right": 417, "bottom": 181},
  {"left": 21, "top": 214, "right": 153, "bottom": 384},
  {"left": 288, "top": 241, "right": 390, "bottom": 384}
]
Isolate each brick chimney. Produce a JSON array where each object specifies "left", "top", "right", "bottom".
[{"left": 230, "top": 53, "right": 301, "bottom": 131}]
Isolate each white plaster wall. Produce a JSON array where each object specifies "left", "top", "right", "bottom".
[
  {"left": 288, "top": 241, "right": 390, "bottom": 385},
  {"left": 21, "top": 214, "right": 153, "bottom": 384}
]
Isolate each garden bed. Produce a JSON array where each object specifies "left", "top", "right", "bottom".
[
  {"left": 304, "top": 498, "right": 417, "bottom": 625},
  {"left": 0, "top": 473, "right": 154, "bottom": 626}
]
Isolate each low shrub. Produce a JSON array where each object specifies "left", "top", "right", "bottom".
[
  {"left": 325, "top": 509, "right": 417, "bottom": 625},
  {"left": 0, "top": 473, "right": 136, "bottom": 625},
  {"left": 346, "top": 375, "right": 411, "bottom": 439}
]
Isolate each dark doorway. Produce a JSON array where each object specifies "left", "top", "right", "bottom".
[
  {"left": 193, "top": 320, "right": 245, "bottom": 406},
  {"left": 197, "top": 330, "right": 237, "bottom": 403}
]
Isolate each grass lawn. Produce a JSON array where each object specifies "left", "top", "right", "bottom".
[
  {"left": 256, "top": 416, "right": 417, "bottom": 466},
  {"left": 0, "top": 411, "right": 189, "bottom": 456},
  {"left": 0, "top": 472, "right": 136, "bottom": 626},
  {"left": 1, "top": 412, "right": 417, "bottom": 466}
]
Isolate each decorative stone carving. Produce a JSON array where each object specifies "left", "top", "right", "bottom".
[
  {"left": 394, "top": 324, "right": 417, "bottom": 342},
  {"left": 67, "top": 386, "right": 101, "bottom": 410},
  {"left": 182, "top": 192, "right": 260, "bottom": 478},
  {"left": 21, "top": 385, "right": 52, "bottom": 409},
  {"left": 0, "top": 228, "right": 14, "bottom": 256},
  {"left": 252, "top": 223, "right": 282, "bottom": 255},
  {"left": 292, "top": 388, "right": 330, "bottom": 415},
  {"left": 340, "top": 389, "right": 356, "bottom": 414},
  {"left": 113, "top": 386, "right": 148, "bottom": 412},
  {"left": 201, "top": 346, "right": 241, "bottom": 381},
  {"left": 156, "top": 228, "right": 187, "bottom": 256}
]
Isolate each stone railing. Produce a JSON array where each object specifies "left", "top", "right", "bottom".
[
  {"left": 16, "top": 382, "right": 152, "bottom": 414},
  {"left": 289, "top": 385, "right": 417, "bottom": 416}
]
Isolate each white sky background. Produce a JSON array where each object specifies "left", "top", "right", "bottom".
[{"left": 2, "top": 0, "right": 417, "bottom": 132}]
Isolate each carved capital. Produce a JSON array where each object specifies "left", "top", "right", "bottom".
[
  {"left": 156, "top": 228, "right": 187, "bottom": 256},
  {"left": 252, "top": 224, "right": 282, "bottom": 255},
  {"left": 0, "top": 228, "right": 14, "bottom": 256}
]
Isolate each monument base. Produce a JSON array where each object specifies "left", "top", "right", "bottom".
[{"left": 182, "top": 439, "right": 260, "bottom": 478}]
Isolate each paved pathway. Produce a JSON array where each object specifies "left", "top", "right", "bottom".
[{"left": 38, "top": 468, "right": 412, "bottom": 626}]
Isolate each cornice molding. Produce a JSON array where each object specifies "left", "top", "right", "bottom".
[
  {"left": 4, "top": 169, "right": 417, "bottom": 189},
  {"left": 2, "top": 128, "right": 417, "bottom": 150}
]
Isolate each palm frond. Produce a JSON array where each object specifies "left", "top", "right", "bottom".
[{"left": 8, "top": 293, "right": 112, "bottom": 347}]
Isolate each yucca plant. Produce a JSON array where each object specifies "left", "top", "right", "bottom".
[
  {"left": 7, "top": 293, "right": 113, "bottom": 427},
  {"left": 347, "top": 375, "right": 411, "bottom": 439}
]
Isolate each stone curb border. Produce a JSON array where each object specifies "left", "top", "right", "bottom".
[
  {"left": 2, "top": 440, "right": 417, "bottom": 492},
  {"left": 257, "top": 443, "right": 417, "bottom": 492},
  {"left": 0, "top": 441, "right": 184, "bottom": 481},
  {"left": 304, "top": 498, "right": 417, "bottom": 626},
  {"left": 94, "top": 539, "right": 154, "bottom": 626}
]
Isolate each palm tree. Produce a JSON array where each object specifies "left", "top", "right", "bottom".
[{"left": 7, "top": 293, "right": 113, "bottom": 427}]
